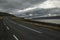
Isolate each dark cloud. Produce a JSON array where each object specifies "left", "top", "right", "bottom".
[
  {"left": 0, "top": 0, "right": 46, "bottom": 14},
  {"left": 0, "top": 0, "right": 46, "bottom": 9}
]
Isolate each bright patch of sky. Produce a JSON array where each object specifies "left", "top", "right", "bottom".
[
  {"left": 18, "top": 7, "right": 37, "bottom": 12},
  {"left": 18, "top": 0, "right": 60, "bottom": 12},
  {"left": 38, "top": 0, "right": 60, "bottom": 9}
]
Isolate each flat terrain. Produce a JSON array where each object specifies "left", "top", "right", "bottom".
[
  {"left": 0, "top": 16, "right": 60, "bottom": 40},
  {"left": 6, "top": 17, "right": 60, "bottom": 40},
  {"left": 11, "top": 17, "right": 60, "bottom": 30}
]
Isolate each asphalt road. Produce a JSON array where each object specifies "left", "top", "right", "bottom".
[
  {"left": 0, "top": 17, "right": 60, "bottom": 40},
  {"left": 0, "top": 19, "right": 10, "bottom": 40}
]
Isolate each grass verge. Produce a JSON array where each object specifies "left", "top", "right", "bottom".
[{"left": 11, "top": 17, "right": 60, "bottom": 30}]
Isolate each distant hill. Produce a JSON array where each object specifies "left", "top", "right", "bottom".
[
  {"left": 32, "top": 16, "right": 60, "bottom": 19},
  {"left": 0, "top": 12, "right": 14, "bottom": 16}
]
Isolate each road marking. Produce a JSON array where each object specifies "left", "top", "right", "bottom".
[
  {"left": 7, "top": 18, "right": 42, "bottom": 33},
  {"left": 6, "top": 26, "right": 10, "bottom": 30},
  {"left": 18, "top": 24, "right": 42, "bottom": 33},
  {"left": 13, "top": 35, "right": 19, "bottom": 40}
]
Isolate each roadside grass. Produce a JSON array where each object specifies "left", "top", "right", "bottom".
[
  {"left": 11, "top": 17, "right": 60, "bottom": 30},
  {"left": 0, "top": 16, "right": 4, "bottom": 20}
]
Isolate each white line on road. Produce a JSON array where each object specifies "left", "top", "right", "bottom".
[
  {"left": 13, "top": 35, "right": 19, "bottom": 40},
  {"left": 7, "top": 19, "right": 42, "bottom": 33},
  {"left": 6, "top": 26, "right": 10, "bottom": 30},
  {"left": 18, "top": 24, "right": 42, "bottom": 33}
]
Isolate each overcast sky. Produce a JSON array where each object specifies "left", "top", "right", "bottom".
[
  {"left": 0, "top": 0, "right": 45, "bottom": 9},
  {"left": 0, "top": 0, "right": 60, "bottom": 15}
]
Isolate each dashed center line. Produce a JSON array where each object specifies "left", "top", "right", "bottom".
[
  {"left": 6, "top": 26, "right": 10, "bottom": 30},
  {"left": 8, "top": 19, "right": 42, "bottom": 33},
  {"left": 13, "top": 35, "right": 19, "bottom": 40},
  {"left": 5, "top": 18, "right": 42, "bottom": 34}
]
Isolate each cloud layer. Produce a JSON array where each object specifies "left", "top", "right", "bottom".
[{"left": 0, "top": 0, "right": 60, "bottom": 15}]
